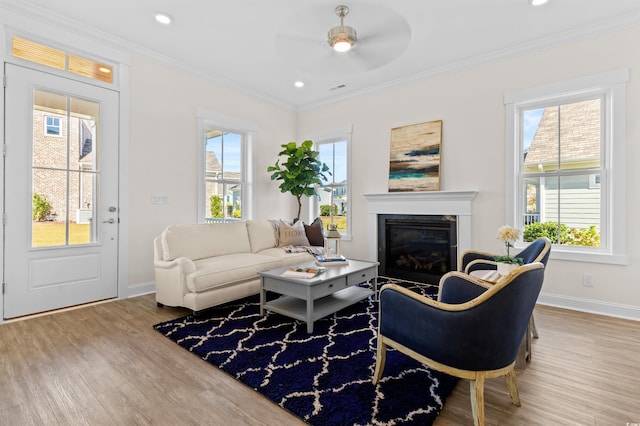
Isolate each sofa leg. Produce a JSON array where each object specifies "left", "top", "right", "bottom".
[{"left": 156, "top": 302, "right": 164, "bottom": 308}]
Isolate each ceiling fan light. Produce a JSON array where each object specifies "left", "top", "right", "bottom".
[
  {"left": 328, "top": 25, "right": 357, "bottom": 52},
  {"left": 333, "top": 40, "right": 352, "bottom": 52}
]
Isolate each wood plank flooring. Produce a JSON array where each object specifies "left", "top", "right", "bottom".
[{"left": 1, "top": 295, "right": 638, "bottom": 425}]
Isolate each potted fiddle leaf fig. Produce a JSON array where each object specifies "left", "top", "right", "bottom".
[{"left": 267, "top": 140, "right": 330, "bottom": 221}]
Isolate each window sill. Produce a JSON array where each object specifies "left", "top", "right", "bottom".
[{"left": 549, "top": 249, "right": 628, "bottom": 265}]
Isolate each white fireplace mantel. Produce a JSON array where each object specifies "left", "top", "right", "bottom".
[{"left": 363, "top": 191, "right": 478, "bottom": 264}]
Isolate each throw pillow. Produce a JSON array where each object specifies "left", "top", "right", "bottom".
[
  {"left": 278, "top": 220, "right": 310, "bottom": 247},
  {"left": 304, "top": 217, "right": 325, "bottom": 247}
]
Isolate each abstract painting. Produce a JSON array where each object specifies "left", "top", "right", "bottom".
[{"left": 388, "top": 120, "right": 442, "bottom": 192}]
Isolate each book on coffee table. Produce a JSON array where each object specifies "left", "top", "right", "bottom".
[
  {"left": 281, "top": 265, "right": 326, "bottom": 278},
  {"left": 315, "top": 255, "right": 349, "bottom": 266}
]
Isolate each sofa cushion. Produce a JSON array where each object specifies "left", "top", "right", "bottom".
[
  {"left": 246, "top": 219, "right": 278, "bottom": 253},
  {"left": 278, "top": 220, "right": 310, "bottom": 247},
  {"left": 187, "top": 253, "right": 283, "bottom": 293},
  {"left": 257, "top": 247, "right": 314, "bottom": 266},
  {"left": 161, "top": 222, "right": 251, "bottom": 261},
  {"left": 304, "top": 217, "right": 324, "bottom": 247}
]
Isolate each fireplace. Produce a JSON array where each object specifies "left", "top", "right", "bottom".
[
  {"left": 363, "top": 190, "right": 477, "bottom": 283},
  {"left": 378, "top": 214, "right": 457, "bottom": 283}
]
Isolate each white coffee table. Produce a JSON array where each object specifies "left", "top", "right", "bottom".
[{"left": 259, "top": 259, "right": 379, "bottom": 333}]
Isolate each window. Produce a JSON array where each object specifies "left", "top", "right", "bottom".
[
  {"left": 45, "top": 116, "right": 62, "bottom": 136},
  {"left": 505, "top": 70, "right": 628, "bottom": 264},
  {"left": 312, "top": 126, "right": 351, "bottom": 238},
  {"left": 203, "top": 129, "right": 243, "bottom": 222},
  {"left": 197, "top": 109, "right": 253, "bottom": 224},
  {"left": 12, "top": 36, "right": 114, "bottom": 84}
]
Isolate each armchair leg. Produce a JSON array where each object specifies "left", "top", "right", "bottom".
[
  {"left": 505, "top": 369, "right": 521, "bottom": 406},
  {"left": 531, "top": 313, "right": 539, "bottom": 338},
  {"left": 525, "top": 320, "right": 532, "bottom": 362},
  {"left": 372, "top": 337, "right": 387, "bottom": 384},
  {"left": 470, "top": 373, "right": 486, "bottom": 426}
]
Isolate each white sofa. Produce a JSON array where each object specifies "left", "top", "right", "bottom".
[{"left": 153, "top": 219, "right": 317, "bottom": 314}]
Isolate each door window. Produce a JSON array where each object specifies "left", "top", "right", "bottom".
[{"left": 32, "top": 89, "right": 99, "bottom": 247}]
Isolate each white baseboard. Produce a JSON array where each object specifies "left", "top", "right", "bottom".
[
  {"left": 538, "top": 291, "right": 640, "bottom": 322},
  {"left": 126, "top": 281, "right": 155, "bottom": 299}
]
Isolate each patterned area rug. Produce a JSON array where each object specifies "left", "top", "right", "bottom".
[{"left": 153, "top": 277, "right": 458, "bottom": 425}]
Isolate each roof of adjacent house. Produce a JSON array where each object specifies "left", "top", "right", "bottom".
[{"left": 524, "top": 99, "right": 601, "bottom": 169}]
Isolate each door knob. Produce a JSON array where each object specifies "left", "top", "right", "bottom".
[{"left": 102, "top": 218, "right": 115, "bottom": 224}]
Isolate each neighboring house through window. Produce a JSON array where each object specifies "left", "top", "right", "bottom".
[
  {"left": 197, "top": 109, "right": 254, "bottom": 223},
  {"left": 311, "top": 126, "right": 352, "bottom": 238},
  {"left": 504, "top": 69, "right": 628, "bottom": 264}
]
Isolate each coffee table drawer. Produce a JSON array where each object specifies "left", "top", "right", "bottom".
[
  {"left": 347, "top": 268, "right": 376, "bottom": 286},
  {"left": 314, "top": 277, "right": 349, "bottom": 298}
]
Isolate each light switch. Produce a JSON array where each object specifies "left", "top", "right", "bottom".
[{"left": 152, "top": 194, "right": 169, "bottom": 205}]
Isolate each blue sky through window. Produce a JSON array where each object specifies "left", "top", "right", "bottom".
[
  {"left": 319, "top": 140, "right": 347, "bottom": 183},
  {"left": 206, "top": 132, "right": 241, "bottom": 173},
  {"left": 523, "top": 108, "right": 544, "bottom": 151}
]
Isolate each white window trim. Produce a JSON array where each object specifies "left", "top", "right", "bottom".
[
  {"left": 306, "top": 125, "right": 352, "bottom": 240},
  {"left": 196, "top": 108, "right": 255, "bottom": 223},
  {"left": 504, "top": 69, "right": 628, "bottom": 265}
]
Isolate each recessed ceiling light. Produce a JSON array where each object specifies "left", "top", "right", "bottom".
[
  {"left": 530, "top": 0, "right": 549, "bottom": 6},
  {"left": 294, "top": 81, "right": 305, "bottom": 88},
  {"left": 154, "top": 12, "right": 172, "bottom": 25}
]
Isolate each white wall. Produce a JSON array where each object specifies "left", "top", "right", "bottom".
[
  {"left": 297, "top": 26, "right": 640, "bottom": 319},
  {"left": 127, "top": 56, "right": 298, "bottom": 287}
]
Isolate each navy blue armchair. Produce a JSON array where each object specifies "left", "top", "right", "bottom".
[
  {"left": 460, "top": 237, "right": 551, "bottom": 355},
  {"left": 373, "top": 263, "right": 545, "bottom": 426}
]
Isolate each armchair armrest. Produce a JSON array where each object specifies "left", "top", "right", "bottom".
[
  {"left": 459, "top": 249, "right": 495, "bottom": 272},
  {"left": 464, "top": 259, "right": 499, "bottom": 274},
  {"left": 437, "top": 271, "right": 491, "bottom": 303}
]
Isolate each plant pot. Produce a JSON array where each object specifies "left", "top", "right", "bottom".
[{"left": 497, "top": 262, "right": 519, "bottom": 276}]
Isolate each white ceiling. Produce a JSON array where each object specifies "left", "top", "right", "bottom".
[{"left": 4, "top": 0, "right": 640, "bottom": 110}]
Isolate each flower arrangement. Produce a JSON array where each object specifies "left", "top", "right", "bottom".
[{"left": 494, "top": 225, "right": 524, "bottom": 265}]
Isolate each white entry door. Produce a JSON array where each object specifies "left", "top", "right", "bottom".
[{"left": 3, "top": 64, "right": 119, "bottom": 319}]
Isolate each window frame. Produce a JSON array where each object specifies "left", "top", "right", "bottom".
[
  {"left": 308, "top": 125, "right": 352, "bottom": 240},
  {"left": 504, "top": 69, "right": 628, "bottom": 265},
  {"left": 196, "top": 109, "right": 254, "bottom": 224}
]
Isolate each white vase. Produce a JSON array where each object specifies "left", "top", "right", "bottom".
[{"left": 497, "top": 262, "right": 519, "bottom": 276}]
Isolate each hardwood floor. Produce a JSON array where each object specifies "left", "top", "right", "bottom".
[{"left": 1, "top": 295, "right": 638, "bottom": 425}]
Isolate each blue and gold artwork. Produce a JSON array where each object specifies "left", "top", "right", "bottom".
[{"left": 389, "top": 120, "right": 442, "bottom": 191}]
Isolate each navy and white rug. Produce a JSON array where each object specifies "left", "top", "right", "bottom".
[{"left": 153, "top": 277, "right": 458, "bottom": 425}]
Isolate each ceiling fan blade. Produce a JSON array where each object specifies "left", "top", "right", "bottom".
[{"left": 275, "top": 32, "right": 324, "bottom": 52}]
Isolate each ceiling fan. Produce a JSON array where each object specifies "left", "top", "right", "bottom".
[
  {"left": 275, "top": 3, "right": 411, "bottom": 75},
  {"left": 327, "top": 5, "right": 357, "bottom": 53}
]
